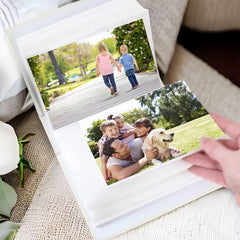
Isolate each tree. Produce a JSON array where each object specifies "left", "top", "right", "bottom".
[
  {"left": 71, "top": 42, "right": 95, "bottom": 76},
  {"left": 48, "top": 50, "right": 66, "bottom": 85},
  {"left": 87, "top": 119, "right": 105, "bottom": 142},
  {"left": 112, "top": 19, "right": 154, "bottom": 71},
  {"left": 122, "top": 108, "right": 152, "bottom": 125},
  {"left": 137, "top": 81, "right": 208, "bottom": 128}
]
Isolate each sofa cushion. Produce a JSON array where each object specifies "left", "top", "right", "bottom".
[
  {"left": 137, "top": 0, "right": 188, "bottom": 74},
  {"left": 163, "top": 44, "right": 240, "bottom": 122},
  {"left": 183, "top": 0, "right": 240, "bottom": 31}
]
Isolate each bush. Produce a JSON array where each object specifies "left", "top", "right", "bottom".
[
  {"left": 88, "top": 141, "right": 99, "bottom": 158},
  {"left": 51, "top": 89, "right": 65, "bottom": 98},
  {"left": 81, "top": 72, "right": 96, "bottom": 81},
  {"left": 112, "top": 19, "right": 154, "bottom": 72},
  {"left": 40, "top": 91, "right": 50, "bottom": 107}
]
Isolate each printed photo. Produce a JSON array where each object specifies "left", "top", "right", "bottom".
[
  {"left": 78, "top": 81, "right": 225, "bottom": 185},
  {"left": 27, "top": 19, "right": 162, "bottom": 129}
]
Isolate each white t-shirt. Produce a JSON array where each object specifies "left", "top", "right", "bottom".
[{"left": 107, "top": 138, "right": 143, "bottom": 168}]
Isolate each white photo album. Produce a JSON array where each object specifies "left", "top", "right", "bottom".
[{"left": 7, "top": 0, "right": 226, "bottom": 239}]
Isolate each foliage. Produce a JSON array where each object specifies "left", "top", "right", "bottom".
[
  {"left": 87, "top": 119, "right": 105, "bottom": 142},
  {"left": 122, "top": 108, "right": 152, "bottom": 125},
  {"left": 93, "top": 37, "right": 117, "bottom": 57},
  {"left": 112, "top": 19, "right": 154, "bottom": 71},
  {"left": 0, "top": 221, "right": 20, "bottom": 240},
  {"left": 0, "top": 178, "right": 17, "bottom": 217},
  {"left": 137, "top": 81, "right": 208, "bottom": 129},
  {"left": 17, "top": 133, "right": 36, "bottom": 188},
  {"left": 87, "top": 141, "right": 99, "bottom": 158},
  {"left": 81, "top": 71, "right": 96, "bottom": 81},
  {"left": 42, "top": 75, "right": 94, "bottom": 101},
  {"left": 40, "top": 91, "right": 50, "bottom": 107}
]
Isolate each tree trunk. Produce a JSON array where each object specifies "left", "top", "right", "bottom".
[{"left": 48, "top": 50, "right": 66, "bottom": 85}]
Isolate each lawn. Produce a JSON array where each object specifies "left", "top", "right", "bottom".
[
  {"left": 42, "top": 78, "right": 93, "bottom": 99},
  {"left": 67, "top": 61, "right": 96, "bottom": 76},
  {"left": 95, "top": 114, "right": 225, "bottom": 185}
]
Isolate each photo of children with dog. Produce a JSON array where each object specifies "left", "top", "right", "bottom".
[
  {"left": 79, "top": 80, "right": 225, "bottom": 185},
  {"left": 27, "top": 19, "right": 162, "bottom": 129}
]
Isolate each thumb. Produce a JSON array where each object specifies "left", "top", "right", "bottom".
[{"left": 200, "top": 137, "right": 232, "bottom": 164}]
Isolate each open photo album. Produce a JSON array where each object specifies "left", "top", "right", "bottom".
[{"left": 7, "top": 0, "right": 226, "bottom": 239}]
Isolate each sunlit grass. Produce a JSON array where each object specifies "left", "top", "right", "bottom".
[{"left": 95, "top": 114, "right": 225, "bottom": 184}]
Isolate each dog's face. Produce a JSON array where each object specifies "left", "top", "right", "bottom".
[
  {"left": 148, "top": 128, "right": 174, "bottom": 145},
  {"left": 142, "top": 128, "right": 179, "bottom": 161}
]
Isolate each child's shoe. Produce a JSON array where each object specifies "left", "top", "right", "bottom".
[
  {"left": 131, "top": 85, "right": 137, "bottom": 90},
  {"left": 114, "top": 91, "right": 118, "bottom": 95},
  {"left": 110, "top": 86, "right": 114, "bottom": 95}
]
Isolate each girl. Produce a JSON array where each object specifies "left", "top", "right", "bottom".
[
  {"left": 96, "top": 42, "right": 120, "bottom": 95},
  {"left": 134, "top": 117, "right": 155, "bottom": 142}
]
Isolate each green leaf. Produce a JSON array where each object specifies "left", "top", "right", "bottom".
[
  {"left": 19, "top": 162, "right": 24, "bottom": 188},
  {"left": 20, "top": 158, "right": 36, "bottom": 172},
  {"left": 0, "top": 221, "right": 20, "bottom": 240},
  {"left": 22, "top": 133, "right": 35, "bottom": 140},
  {"left": 0, "top": 177, "right": 17, "bottom": 217}
]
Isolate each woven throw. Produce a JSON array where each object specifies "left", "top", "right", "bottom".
[
  {"left": 137, "top": 0, "right": 188, "bottom": 74},
  {"left": 15, "top": 158, "right": 93, "bottom": 240},
  {"left": 183, "top": 0, "right": 240, "bottom": 31},
  {"left": 4, "top": 108, "right": 56, "bottom": 222},
  {"left": 15, "top": 155, "right": 240, "bottom": 239},
  {"left": 163, "top": 44, "right": 240, "bottom": 123}
]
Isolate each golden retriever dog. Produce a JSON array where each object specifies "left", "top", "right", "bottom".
[{"left": 142, "top": 128, "right": 180, "bottom": 164}]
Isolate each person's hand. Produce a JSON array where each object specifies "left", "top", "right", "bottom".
[
  {"left": 160, "top": 149, "right": 171, "bottom": 161},
  {"left": 117, "top": 66, "right": 121, "bottom": 72},
  {"left": 145, "top": 147, "right": 159, "bottom": 162},
  {"left": 183, "top": 113, "right": 240, "bottom": 207},
  {"left": 96, "top": 71, "right": 100, "bottom": 76},
  {"left": 135, "top": 66, "right": 139, "bottom": 72}
]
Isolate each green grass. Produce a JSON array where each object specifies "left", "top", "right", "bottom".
[
  {"left": 43, "top": 79, "right": 92, "bottom": 98},
  {"left": 67, "top": 62, "right": 96, "bottom": 76},
  {"left": 95, "top": 114, "right": 225, "bottom": 184},
  {"left": 168, "top": 114, "right": 225, "bottom": 155}
]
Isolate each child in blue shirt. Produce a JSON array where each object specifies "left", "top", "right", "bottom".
[{"left": 119, "top": 44, "right": 139, "bottom": 89}]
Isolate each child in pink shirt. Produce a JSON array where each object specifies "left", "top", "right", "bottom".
[{"left": 96, "top": 42, "right": 120, "bottom": 95}]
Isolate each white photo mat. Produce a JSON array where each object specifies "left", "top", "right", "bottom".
[{"left": 7, "top": 0, "right": 221, "bottom": 239}]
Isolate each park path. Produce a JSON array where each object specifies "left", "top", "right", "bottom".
[{"left": 48, "top": 70, "right": 163, "bottom": 129}]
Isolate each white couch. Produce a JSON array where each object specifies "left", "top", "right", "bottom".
[{"left": 2, "top": 0, "right": 240, "bottom": 239}]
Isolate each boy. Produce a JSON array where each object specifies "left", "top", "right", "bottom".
[
  {"left": 119, "top": 44, "right": 139, "bottom": 89},
  {"left": 98, "top": 120, "right": 120, "bottom": 182}
]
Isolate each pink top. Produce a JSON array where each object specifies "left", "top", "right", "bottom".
[{"left": 98, "top": 54, "right": 114, "bottom": 75}]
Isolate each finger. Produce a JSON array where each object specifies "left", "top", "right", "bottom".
[
  {"left": 183, "top": 152, "right": 221, "bottom": 170},
  {"left": 210, "top": 112, "right": 240, "bottom": 140},
  {"left": 189, "top": 166, "right": 229, "bottom": 188},
  {"left": 218, "top": 138, "right": 239, "bottom": 150},
  {"left": 200, "top": 137, "right": 234, "bottom": 164}
]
